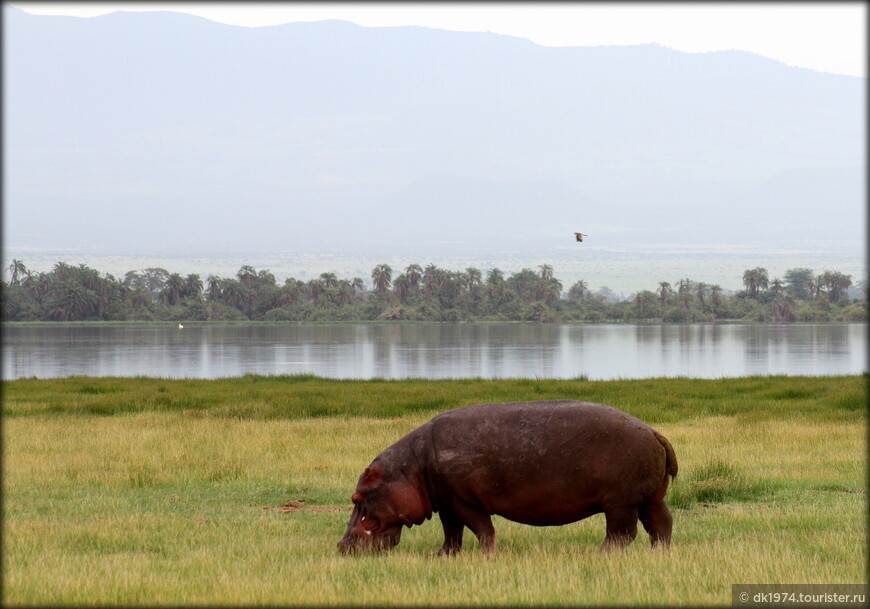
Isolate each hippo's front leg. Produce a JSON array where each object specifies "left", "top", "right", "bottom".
[{"left": 437, "top": 510, "right": 464, "bottom": 555}]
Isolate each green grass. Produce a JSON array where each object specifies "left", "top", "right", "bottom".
[
  {"left": 2, "top": 375, "right": 866, "bottom": 605},
  {"left": 3, "top": 373, "right": 865, "bottom": 423}
]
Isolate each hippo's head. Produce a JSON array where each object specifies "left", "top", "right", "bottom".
[{"left": 337, "top": 463, "right": 429, "bottom": 554}]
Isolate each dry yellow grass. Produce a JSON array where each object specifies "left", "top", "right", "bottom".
[{"left": 3, "top": 376, "right": 865, "bottom": 605}]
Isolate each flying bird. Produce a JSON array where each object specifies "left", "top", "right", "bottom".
[{"left": 574, "top": 232, "right": 588, "bottom": 242}]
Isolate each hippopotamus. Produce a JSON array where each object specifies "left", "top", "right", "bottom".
[{"left": 337, "top": 400, "right": 677, "bottom": 555}]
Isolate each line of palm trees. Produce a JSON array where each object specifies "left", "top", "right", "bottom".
[{"left": 2, "top": 258, "right": 861, "bottom": 323}]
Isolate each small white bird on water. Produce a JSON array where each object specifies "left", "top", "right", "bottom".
[{"left": 178, "top": 324, "right": 184, "bottom": 329}]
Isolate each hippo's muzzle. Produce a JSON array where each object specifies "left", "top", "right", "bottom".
[
  {"left": 336, "top": 530, "right": 401, "bottom": 554},
  {"left": 337, "top": 504, "right": 403, "bottom": 554}
]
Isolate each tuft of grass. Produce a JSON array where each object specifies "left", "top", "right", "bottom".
[{"left": 668, "top": 459, "right": 774, "bottom": 509}]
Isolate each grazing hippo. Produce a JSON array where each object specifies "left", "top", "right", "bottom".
[{"left": 337, "top": 400, "right": 677, "bottom": 555}]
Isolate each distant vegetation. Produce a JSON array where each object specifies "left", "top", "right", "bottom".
[{"left": 2, "top": 259, "right": 866, "bottom": 323}]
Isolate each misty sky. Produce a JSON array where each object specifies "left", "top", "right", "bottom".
[{"left": 10, "top": 1, "right": 867, "bottom": 77}]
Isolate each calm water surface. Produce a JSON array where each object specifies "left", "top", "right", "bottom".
[{"left": 2, "top": 323, "right": 866, "bottom": 380}]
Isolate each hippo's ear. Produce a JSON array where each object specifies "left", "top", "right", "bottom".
[{"left": 361, "top": 466, "right": 383, "bottom": 487}]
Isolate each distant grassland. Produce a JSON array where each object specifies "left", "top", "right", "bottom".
[{"left": 3, "top": 375, "right": 866, "bottom": 606}]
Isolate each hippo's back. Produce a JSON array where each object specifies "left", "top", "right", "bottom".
[{"left": 428, "top": 400, "right": 672, "bottom": 525}]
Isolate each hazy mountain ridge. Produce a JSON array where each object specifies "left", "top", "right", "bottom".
[{"left": 3, "top": 6, "right": 864, "bottom": 258}]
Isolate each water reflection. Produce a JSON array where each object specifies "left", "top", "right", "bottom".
[{"left": 2, "top": 323, "right": 865, "bottom": 380}]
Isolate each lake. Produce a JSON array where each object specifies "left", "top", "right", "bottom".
[{"left": 2, "top": 323, "right": 866, "bottom": 380}]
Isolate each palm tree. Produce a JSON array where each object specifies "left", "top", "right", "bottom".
[
  {"left": 185, "top": 274, "right": 204, "bottom": 303},
  {"left": 694, "top": 281, "right": 707, "bottom": 307},
  {"left": 206, "top": 275, "right": 223, "bottom": 302},
  {"left": 634, "top": 290, "right": 656, "bottom": 318},
  {"left": 678, "top": 290, "right": 693, "bottom": 312},
  {"left": 710, "top": 285, "right": 723, "bottom": 307},
  {"left": 817, "top": 271, "right": 852, "bottom": 303},
  {"left": 568, "top": 280, "right": 589, "bottom": 300},
  {"left": 371, "top": 264, "right": 393, "bottom": 296},
  {"left": 510, "top": 268, "right": 539, "bottom": 303},
  {"left": 405, "top": 264, "right": 423, "bottom": 294},
  {"left": 657, "top": 281, "right": 673, "bottom": 306},
  {"left": 237, "top": 265, "right": 257, "bottom": 289},
  {"left": 49, "top": 280, "right": 98, "bottom": 321},
  {"left": 677, "top": 278, "right": 692, "bottom": 295},
  {"left": 392, "top": 274, "right": 411, "bottom": 304},
  {"left": 742, "top": 267, "right": 769, "bottom": 298},
  {"left": 423, "top": 264, "right": 445, "bottom": 299},
  {"left": 769, "top": 278, "right": 785, "bottom": 297},
  {"left": 278, "top": 278, "right": 302, "bottom": 306},
  {"left": 486, "top": 268, "right": 507, "bottom": 306},
  {"left": 162, "top": 273, "right": 185, "bottom": 306},
  {"left": 7, "top": 259, "right": 28, "bottom": 284},
  {"left": 544, "top": 278, "right": 563, "bottom": 304},
  {"left": 320, "top": 272, "right": 338, "bottom": 289},
  {"left": 308, "top": 278, "right": 325, "bottom": 306},
  {"left": 464, "top": 267, "right": 483, "bottom": 301},
  {"left": 97, "top": 273, "right": 119, "bottom": 318},
  {"left": 335, "top": 279, "right": 356, "bottom": 306},
  {"left": 538, "top": 264, "right": 554, "bottom": 280},
  {"left": 257, "top": 269, "right": 276, "bottom": 288}
]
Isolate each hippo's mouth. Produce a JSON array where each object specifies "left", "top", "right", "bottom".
[
  {"left": 337, "top": 532, "right": 400, "bottom": 554},
  {"left": 337, "top": 522, "right": 402, "bottom": 555}
]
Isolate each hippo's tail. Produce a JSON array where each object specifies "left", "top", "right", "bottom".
[{"left": 653, "top": 430, "right": 678, "bottom": 480}]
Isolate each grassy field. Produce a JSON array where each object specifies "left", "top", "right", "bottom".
[{"left": 3, "top": 375, "right": 866, "bottom": 605}]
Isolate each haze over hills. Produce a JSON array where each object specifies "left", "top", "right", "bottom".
[{"left": 2, "top": 6, "right": 865, "bottom": 292}]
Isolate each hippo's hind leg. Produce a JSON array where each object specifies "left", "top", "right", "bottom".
[
  {"left": 453, "top": 502, "right": 497, "bottom": 555},
  {"left": 639, "top": 499, "right": 673, "bottom": 547},
  {"left": 600, "top": 504, "right": 639, "bottom": 551}
]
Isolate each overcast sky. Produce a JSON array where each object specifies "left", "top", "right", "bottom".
[{"left": 10, "top": 1, "right": 867, "bottom": 77}]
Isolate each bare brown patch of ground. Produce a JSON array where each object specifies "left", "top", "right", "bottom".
[{"left": 254, "top": 500, "right": 350, "bottom": 513}]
